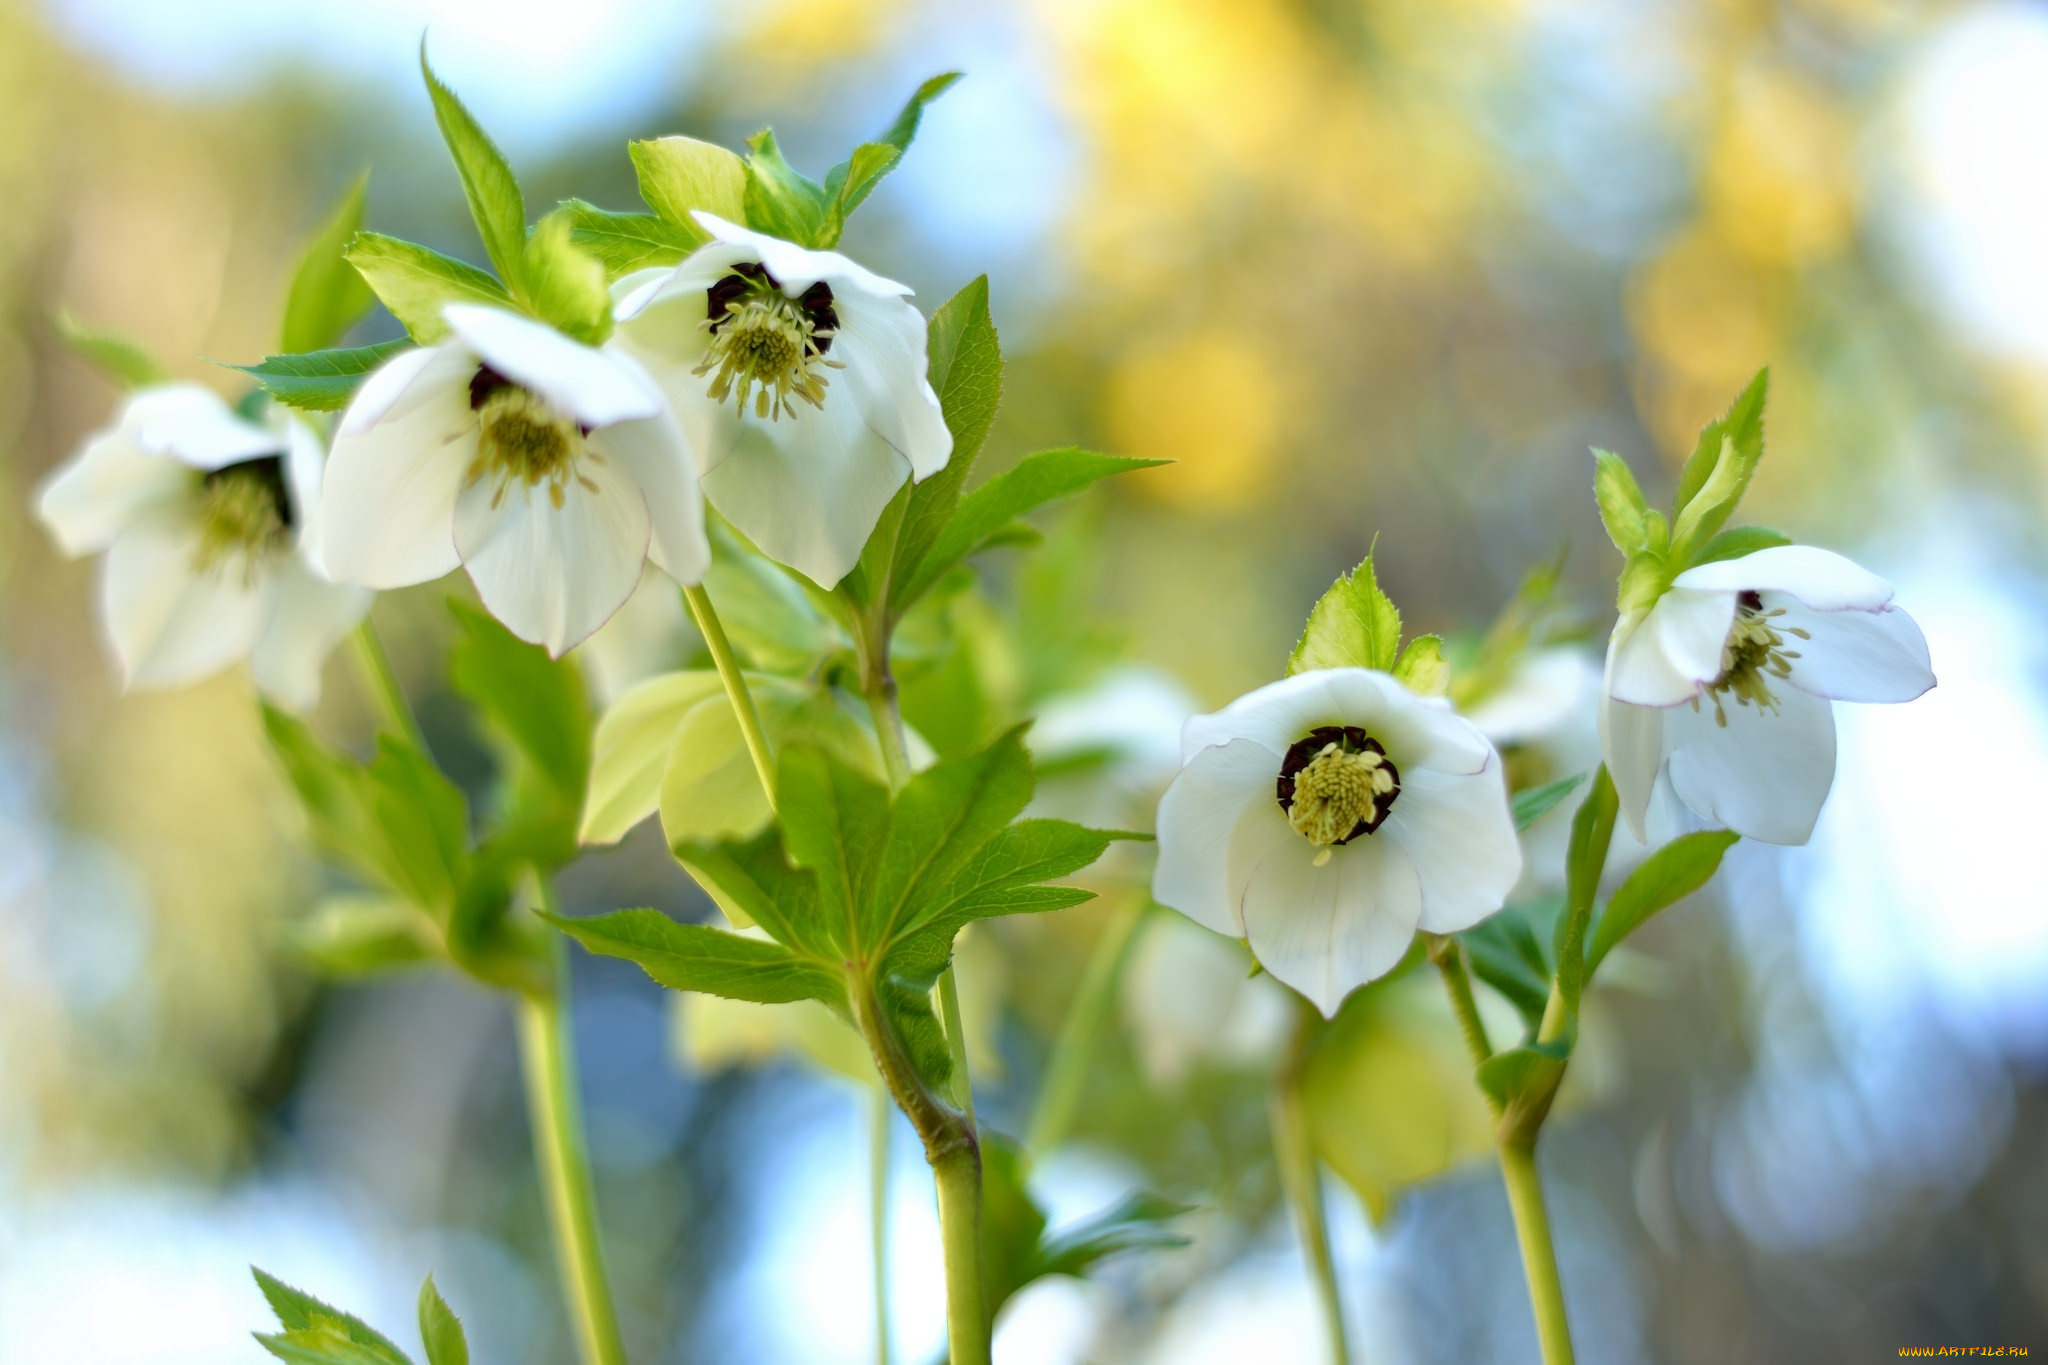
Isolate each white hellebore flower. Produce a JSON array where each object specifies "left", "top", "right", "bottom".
[
  {"left": 1152, "top": 669, "right": 1522, "bottom": 1015},
  {"left": 35, "top": 382, "right": 370, "bottom": 710},
  {"left": 1601, "top": 544, "right": 1935, "bottom": 847},
  {"left": 612, "top": 213, "right": 951, "bottom": 588},
  {"left": 322, "top": 304, "right": 708, "bottom": 656}
]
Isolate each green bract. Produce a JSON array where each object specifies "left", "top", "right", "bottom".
[
  {"left": 251, "top": 1268, "right": 471, "bottom": 1365},
  {"left": 1288, "top": 549, "right": 1449, "bottom": 695}
]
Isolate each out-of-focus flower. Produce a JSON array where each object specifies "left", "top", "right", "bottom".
[
  {"left": 613, "top": 213, "right": 949, "bottom": 589},
  {"left": 1602, "top": 545, "right": 1935, "bottom": 845},
  {"left": 35, "top": 383, "right": 369, "bottom": 709},
  {"left": 1121, "top": 916, "right": 1292, "bottom": 1087},
  {"left": 1152, "top": 669, "right": 1520, "bottom": 1015},
  {"left": 321, "top": 305, "right": 706, "bottom": 656}
]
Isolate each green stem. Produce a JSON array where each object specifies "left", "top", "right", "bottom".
[
  {"left": 869, "top": 1082, "right": 894, "bottom": 1365},
  {"left": 1427, "top": 935, "right": 1496, "bottom": 1099},
  {"left": 1541, "top": 765, "right": 1617, "bottom": 1047},
  {"left": 348, "top": 619, "right": 426, "bottom": 752},
  {"left": 682, "top": 584, "right": 777, "bottom": 806},
  {"left": 1027, "top": 900, "right": 1151, "bottom": 1154},
  {"left": 936, "top": 966, "right": 977, "bottom": 1127},
  {"left": 862, "top": 677, "right": 913, "bottom": 790},
  {"left": 1499, "top": 1142, "right": 1576, "bottom": 1365},
  {"left": 1272, "top": 1004, "right": 1350, "bottom": 1365},
  {"left": 516, "top": 942, "right": 628, "bottom": 1365}
]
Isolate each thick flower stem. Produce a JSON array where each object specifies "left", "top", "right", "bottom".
[
  {"left": 517, "top": 950, "right": 629, "bottom": 1365},
  {"left": 1272, "top": 1004, "right": 1350, "bottom": 1365},
  {"left": 348, "top": 619, "right": 427, "bottom": 752},
  {"left": 936, "top": 966, "right": 978, "bottom": 1125},
  {"left": 1026, "top": 900, "right": 1151, "bottom": 1154},
  {"left": 682, "top": 584, "right": 777, "bottom": 805},
  {"left": 869, "top": 1081, "right": 894, "bottom": 1365},
  {"left": 1427, "top": 935, "right": 1496, "bottom": 1085},
  {"left": 1499, "top": 1141, "right": 1575, "bottom": 1365}
]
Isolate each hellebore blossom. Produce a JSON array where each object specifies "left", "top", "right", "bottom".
[
  {"left": 35, "top": 383, "right": 369, "bottom": 709},
  {"left": 1601, "top": 544, "right": 1934, "bottom": 846},
  {"left": 322, "top": 304, "right": 708, "bottom": 656},
  {"left": 1152, "top": 668, "right": 1522, "bottom": 1015},
  {"left": 613, "top": 213, "right": 950, "bottom": 589}
]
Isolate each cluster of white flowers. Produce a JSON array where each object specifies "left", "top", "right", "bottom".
[{"left": 36, "top": 217, "right": 948, "bottom": 698}]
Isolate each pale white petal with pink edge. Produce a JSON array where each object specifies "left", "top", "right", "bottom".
[
  {"left": 1382, "top": 763, "right": 1523, "bottom": 933},
  {"left": 1774, "top": 597, "right": 1934, "bottom": 704},
  {"left": 1672, "top": 544, "right": 1893, "bottom": 611},
  {"left": 1240, "top": 834, "right": 1423, "bottom": 1017},
  {"left": 443, "top": 304, "right": 663, "bottom": 429},
  {"left": 1665, "top": 685, "right": 1837, "bottom": 845},
  {"left": 322, "top": 342, "right": 478, "bottom": 588}
]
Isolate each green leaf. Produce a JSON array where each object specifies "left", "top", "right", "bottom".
[
  {"left": 581, "top": 670, "right": 730, "bottom": 845},
  {"left": 519, "top": 210, "right": 611, "bottom": 345},
  {"left": 1693, "top": 524, "right": 1791, "bottom": 566},
  {"left": 346, "top": 233, "right": 511, "bottom": 344},
  {"left": 821, "top": 72, "right": 961, "bottom": 240},
  {"left": 545, "top": 909, "right": 846, "bottom": 1009},
  {"left": 1391, "top": 634, "right": 1449, "bottom": 697},
  {"left": 704, "top": 526, "right": 845, "bottom": 671},
  {"left": 1669, "top": 368, "right": 1768, "bottom": 561},
  {"left": 291, "top": 894, "right": 435, "bottom": 977},
  {"left": 51, "top": 310, "right": 167, "bottom": 388},
  {"left": 229, "top": 340, "right": 410, "bottom": 413},
  {"left": 1586, "top": 830, "right": 1739, "bottom": 975},
  {"left": 364, "top": 736, "right": 471, "bottom": 915},
  {"left": 659, "top": 678, "right": 877, "bottom": 850},
  {"left": 1554, "top": 765, "right": 1619, "bottom": 1021},
  {"left": 420, "top": 44, "right": 527, "bottom": 289},
  {"left": 282, "top": 173, "right": 375, "bottom": 353},
  {"left": 742, "top": 127, "right": 830, "bottom": 247},
  {"left": 1476, "top": 1040, "right": 1570, "bottom": 1125},
  {"left": 897, "top": 449, "right": 1162, "bottom": 609},
  {"left": 883, "top": 277, "right": 1003, "bottom": 615},
  {"left": 675, "top": 826, "right": 836, "bottom": 961},
  {"left": 448, "top": 599, "right": 591, "bottom": 868},
  {"left": 1511, "top": 772, "right": 1586, "bottom": 832},
  {"left": 1458, "top": 895, "right": 1562, "bottom": 1029},
  {"left": 416, "top": 1277, "right": 468, "bottom": 1365},
  {"left": 1592, "top": 448, "right": 1650, "bottom": 554},
  {"left": 559, "top": 200, "right": 704, "bottom": 278},
  {"left": 630, "top": 134, "right": 746, "bottom": 230},
  {"left": 252, "top": 1268, "right": 414, "bottom": 1365},
  {"left": 1290, "top": 552, "right": 1402, "bottom": 675}
]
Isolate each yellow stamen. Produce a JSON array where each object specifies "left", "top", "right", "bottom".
[
  {"left": 1288, "top": 741, "right": 1399, "bottom": 865},
  {"left": 1698, "top": 598, "right": 1810, "bottom": 725},
  {"left": 193, "top": 459, "right": 290, "bottom": 583},
  {"left": 469, "top": 386, "right": 597, "bottom": 510},
  {"left": 694, "top": 290, "right": 840, "bottom": 420}
]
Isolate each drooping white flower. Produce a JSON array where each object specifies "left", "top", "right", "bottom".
[
  {"left": 612, "top": 213, "right": 950, "bottom": 589},
  {"left": 321, "top": 304, "right": 708, "bottom": 656},
  {"left": 1601, "top": 544, "right": 1935, "bottom": 846},
  {"left": 1151, "top": 668, "right": 1522, "bottom": 1016},
  {"left": 35, "top": 382, "right": 370, "bottom": 710}
]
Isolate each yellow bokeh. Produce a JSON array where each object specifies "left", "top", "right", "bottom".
[{"left": 1103, "top": 328, "right": 1285, "bottom": 509}]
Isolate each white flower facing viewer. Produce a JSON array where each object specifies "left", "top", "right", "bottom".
[
  {"left": 35, "top": 383, "right": 369, "bottom": 710},
  {"left": 1601, "top": 544, "right": 1935, "bottom": 846},
  {"left": 321, "top": 304, "right": 708, "bottom": 656},
  {"left": 1152, "top": 668, "right": 1522, "bottom": 1015},
  {"left": 612, "top": 213, "right": 950, "bottom": 589}
]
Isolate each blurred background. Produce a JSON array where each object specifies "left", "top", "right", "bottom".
[{"left": 3, "top": 0, "right": 2047, "bottom": 1359}]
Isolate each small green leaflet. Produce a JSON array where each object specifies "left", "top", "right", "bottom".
[
  {"left": 821, "top": 72, "right": 961, "bottom": 242},
  {"left": 630, "top": 135, "right": 745, "bottom": 232},
  {"left": 1585, "top": 829, "right": 1739, "bottom": 975},
  {"left": 51, "top": 309, "right": 167, "bottom": 388},
  {"left": 1390, "top": 634, "right": 1450, "bottom": 697},
  {"left": 1511, "top": 773, "right": 1586, "bottom": 831},
  {"left": 560, "top": 200, "right": 705, "bottom": 277},
  {"left": 416, "top": 1277, "right": 469, "bottom": 1365},
  {"left": 346, "top": 232, "right": 510, "bottom": 345},
  {"left": 251, "top": 1267, "right": 414, "bottom": 1365},
  {"left": 282, "top": 172, "right": 375, "bottom": 354},
  {"left": 420, "top": 43, "right": 528, "bottom": 291},
  {"left": 1669, "top": 368, "right": 1768, "bottom": 563},
  {"left": 1591, "top": 448, "right": 1651, "bottom": 555},
  {"left": 229, "top": 340, "right": 410, "bottom": 412},
  {"left": 291, "top": 894, "right": 435, "bottom": 977},
  {"left": 1693, "top": 524, "right": 1791, "bottom": 565},
  {"left": 1289, "top": 552, "right": 1403, "bottom": 675},
  {"left": 742, "top": 127, "right": 832, "bottom": 248},
  {"left": 518, "top": 210, "right": 611, "bottom": 345}
]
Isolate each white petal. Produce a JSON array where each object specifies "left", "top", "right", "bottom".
[
  {"left": 831, "top": 287, "right": 952, "bottom": 480},
  {"left": 1773, "top": 598, "right": 1935, "bottom": 704},
  {"left": 1152, "top": 738, "right": 1285, "bottom": 937},
  {"left": 323, "top": 344, "right": 478, "bottom": 588},
  {"left": 696, "top": 381, "right": 912, "bottom": 587},
  {"left": 585, "top": 403, "right": 708, "bottom": 586},
  {"left": 123, "top": 383, "right": 282, "bottom": 470},
  {"left": 1381, "top": 764, "right": 1521, "bottom": 933},
  {"left": 1599, "top": 692, "right": 1667, "bottom": 844},
  {"left": 36, "top": 418, "right": 192, "bottom": 556},
  {"left": 247, "top": 561, "right": 372, "bottom": 711},
  {"left": 1180, "top": 668, "right": 1490, "bottom": 775},
  {"left": 455, "top": 461, "right": 651, "bottom": 656},
  {"left": 442, "top": 304, "right": 664, "bottom": 429},
  {"left": 1666, "top": 685, "right": 1836, "bottom": 846},
  {"left": 1240, "top": 833, "right": 1423, "bottom": 1016},
  {"left": 690, "top": 212, "right": 913, "bottom": 298},
  {"left": 276, "top": 413, "right": 331, "bottom": 565},
  {"left": 1608, "top": 589, "right": 1734, "bottom": 707},
  {"left": 101, "top": 513, "right": 263, "bottom": 690},
  {"left": 614, "top": 242, "right": 765, "bottom": 336},
  {"left": 1674, "top": 544, "right": 1894, "bottom": 611}
]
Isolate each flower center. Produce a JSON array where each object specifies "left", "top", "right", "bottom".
[
  {"left": 194, "top": 455, "right": 291, "bottom": 580},
  {"left": 1699, "top": 589, "right": 1810, "bottom": 726},
  {"left": 695, "top": 262, "right": 842, "bottom": 421},
  {"left": 1276, "top": 725, "right": 1402, "bottom": 866},
  {"left": 468, "top": 368, "right": 599, "bottom": 510}
]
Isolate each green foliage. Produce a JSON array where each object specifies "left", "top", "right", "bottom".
[
  {"left": 821, "top": 72, "right": 961, "bottom": 241},
  {"left": 416, "top": 1278, "right": 468, "bottom": 1365},
  {"left": 1390, "top": 634, "right": 1450, "bottom": 697},
  {"left": 1476, "top": 1038, "right": 1570, "bottom": 1131},
  {"left": 291, "top": 894, "right": 436, "bottom": 977},
  {"left": 1586, "top": 830, "right": 1739, "bottom": 975},
  {"left": 979, "top": 1134, "right": 1188, "bottom": 1318},
  {"left": 1670, "top": 367, "right": 1769, "bottom": 559},
  {"left": 563, "top": 731, "right": 1122, "bottom": 1091},
  {"left": 518, "top": 210, "right": 611, "bottom": 345},
  {"left": 1510, "top": 773, "right": 1586, "bottom": 832},
  {"left": 282, "top": 173, "right": 376, "bottom": 353},
  {"left": 742, "top": 128, "right": 832, "bottom": 248},
  {"left": 1289, "top": 551, "right": 1403, "bottom": 675},
  {"left": 1458, "top": 894, "right": 1564, "bottom": 1029},
  {"left": 51, "top": 310, "right": 168, "bottom": 388},
  {"left": 1694, "top": 524, "right": 1792, "bottom": 565},
  {"left": 630, "top": 135, "right": 746, "bottom": 234},
  {"left": 346, "top": 233, "right": 511, "bottom": 344},
  {"left": 581, "top": 670, "right": 731, "bottom": 845},
  {"left": 420, "top": 44, "right": 527, "bottom": 291},
  {"left": 548, "top": 909, "right": 847, "bottom": 1007},
  {"left": 559, "top": 200, "right": 706, "bottom": 277},
  {"left": 251, "top": 1268, "right": 414, "bottom": 1365},
  {"left": 1592, "top": 448, "right": 1651, "bottom": 555},
  {"left": 229, "top": 340, "right": 410, "bottom": 412}
]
